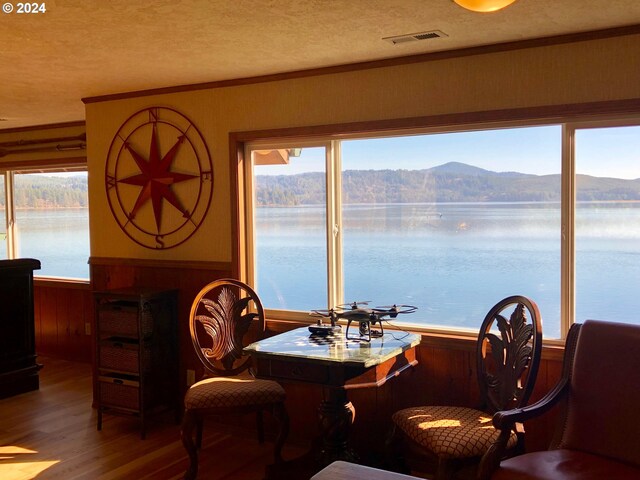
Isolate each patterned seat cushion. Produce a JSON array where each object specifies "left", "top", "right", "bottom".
[
  {"left": 184, "top": 372, "right": 285, "bottom": 409},
  {"left": 392, "top": 405, "right": 517, "bottom": 459}
]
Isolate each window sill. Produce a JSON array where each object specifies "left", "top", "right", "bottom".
[{"left": 34, "top": 277, "right": 90, "bottom": 289}]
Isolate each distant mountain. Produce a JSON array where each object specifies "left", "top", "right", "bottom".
[
  {"left": 427, "top": 161, "right": 517, "bottom": 177},
  {"left": 256, "top": 162, "right": 640, "bottom": 206}
]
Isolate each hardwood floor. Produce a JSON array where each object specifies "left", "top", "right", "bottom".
[{"left": 0, "top": 357, "right": 305, "bottom": 480}]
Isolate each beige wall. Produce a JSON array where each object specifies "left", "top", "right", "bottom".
[{"left": 85, "top": 33, "right": 640, "bottom": 263}]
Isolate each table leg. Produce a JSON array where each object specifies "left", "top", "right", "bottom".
[
  {"left": 317, "top": 386, "right": 359, "bottom": 465},
  {"left": 264, "top": 387, "right": 358, "bottom": 480}
]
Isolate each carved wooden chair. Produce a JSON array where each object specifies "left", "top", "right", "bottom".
[
  {"left": 388, "top": 295, "right": 542, "bottom": 480},
  {"left": 181, "top": 279, "right": 289, "bottom": 480}
]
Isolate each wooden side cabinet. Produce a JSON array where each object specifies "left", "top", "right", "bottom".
[
  {"left": 94, "top": 287, "right": 178, "bottom": 438},
  {"left": 0, "top": 258, "right": 41, "bottom": 399}
]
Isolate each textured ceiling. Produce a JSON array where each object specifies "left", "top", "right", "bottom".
[{"left": 1, "top": 0, "right": 640, "bottom": 129}]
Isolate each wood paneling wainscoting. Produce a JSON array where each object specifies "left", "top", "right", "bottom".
[
  {"left": 33, "top": 259, "right": 565, "bottom": 460},
  {"left": 33, "top": 279, "right": 93, "bottom": 363}
]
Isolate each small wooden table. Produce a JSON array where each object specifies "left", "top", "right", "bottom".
[{"left": 244, "top": 327, "right": 420, "bottom": 476}]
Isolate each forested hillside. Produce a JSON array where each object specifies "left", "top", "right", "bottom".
[
  {"left": 256, "top": 162, "right": 640, "bottom": 205},
  {"left": 0, "top": 165, "right": 636, "bottom": 209},
  {"left": 0, "top": 174, "right": 88, "bottom": 208}
]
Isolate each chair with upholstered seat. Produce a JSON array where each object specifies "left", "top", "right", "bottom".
[
  {"left": 388, "top": 296, "right": 542, "bottom": 480},
  {"left": 181, "top": 278, "right": 289, "bottom": 480}
]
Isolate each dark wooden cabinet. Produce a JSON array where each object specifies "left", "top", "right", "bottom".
[
  {"left": 0, "top": 258, "right": 41, "bottom": 399},
  {"left": 94, "top": 287, "right": 178, "bottom": 438}
]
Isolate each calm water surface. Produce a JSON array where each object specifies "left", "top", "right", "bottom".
[
  {"left": 15, "top": 208, "right": 90, "bottom": 279},
  {"left": 256, "top": 202, "right": 640, "bottom": 338}
]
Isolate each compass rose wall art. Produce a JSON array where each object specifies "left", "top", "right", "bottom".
[{"left": 105, "top": 107, "right": 214, "bottom": 249}]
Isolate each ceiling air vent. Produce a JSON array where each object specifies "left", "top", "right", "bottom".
[{"left": 383, "top": 30, "right": 448, "bottom": 45}]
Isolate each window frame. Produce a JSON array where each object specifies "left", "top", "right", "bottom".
[
  {"left": 231, "top": 105, "right": 640, "bottom": 341},
  {"left": 0, "top": 157, "right": 89, "bottom": 283},
  {"left": 242, "top": 139, "right": 335, "bottom": 322},
  {"left": 563, "top": 117, "right": 640, "bottom": 336}
]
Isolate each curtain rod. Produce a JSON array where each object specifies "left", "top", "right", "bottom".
[
  {"left": 0, "top": 133, "right": 86, "bottom": 149},
  {"left": 0, "top": 142, "right": 86, "bottom": 158}
]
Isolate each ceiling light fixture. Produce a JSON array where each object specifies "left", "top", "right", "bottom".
[{"left": 453, "top": 0, "right": 517, "bottom": 12}]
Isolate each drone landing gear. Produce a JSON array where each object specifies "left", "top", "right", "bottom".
[{"left": 345, "top": 319, "right": 384, "bottom": 342}]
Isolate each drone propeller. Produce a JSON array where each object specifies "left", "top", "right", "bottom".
[
  {"left": 335, "top": 301, "right": 371, "bottom": 311},
  {"left": 371, "top": 304, "right": 418, "bottom": 318},
  {"left": 310, "top": 309, "right": 336, "bottom": 318}
]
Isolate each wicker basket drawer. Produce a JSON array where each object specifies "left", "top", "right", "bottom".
[
  {"left": 99, "top": 340, "right": 143, "bottom": 373},
  {"left": 99, "top": 375, "right": 140, "bottom": 410},
  {"left": 98, "top": 303, "right": 138, "bottom": 335},
  {"left": 98, "top": 302, "right": 153, "bottom": 337}
]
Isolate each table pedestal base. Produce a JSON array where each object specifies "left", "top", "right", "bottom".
[
  {"left": 265, "top": 387, "right": 359, "bottom": 479},
  {"left": 317, "top": 386, "right": 359, "bottom": 465}
]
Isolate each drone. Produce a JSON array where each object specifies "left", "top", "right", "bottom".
[{"left": 310, "top": 301, "right": 417, "bottom": 341}]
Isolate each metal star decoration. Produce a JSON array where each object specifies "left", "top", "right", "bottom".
[{"left": 121, "top": 123, "right": 197, "bottom": 232}]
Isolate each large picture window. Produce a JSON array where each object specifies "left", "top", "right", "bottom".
[
  {"left": 1, "top": 168, "right": 89, "bottom": 280},
  {"left": 340, "top": 128, "right": 561, "bottom": 335},
  {"left": 244, "top": 118, "right": 639, "bottom": 339}
]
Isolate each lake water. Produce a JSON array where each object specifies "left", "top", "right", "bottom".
[
  {"left": 256, "top": 202, "right": 640, "bottom": 338},
  {"left": 14, "top": 208, "right": 90, "bottom": 279}
]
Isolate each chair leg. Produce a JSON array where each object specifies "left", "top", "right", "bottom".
[
  {"left": 181, "top": 409, "right": 199, "bottom": 480},
  {"left": 272, "top": 401, "right": 289, "bottom": 464},
  {"left": 384, "top": 423, "right": 410, "bottom": 474},
  {"left": 97, "top": 407, "right": 102, "bottom": 431},
  {"left": 195, "top": 418, "right": 203, "bottom": 449},
  {"left": 435, "top": 457, "right": 454, "bottom": 480},
  {"left": 256, "top": 409, "right": 265, "bottom": 444}
]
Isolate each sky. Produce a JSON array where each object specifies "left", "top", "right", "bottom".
[
  {"left": 255, "top": 124, "right": 640, "bottom": 179},
  {"left": 576, "top": 126, "right": 640, "bottom": 179}
]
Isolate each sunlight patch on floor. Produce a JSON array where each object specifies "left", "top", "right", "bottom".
[
  {"left": 1, "top": 461, "right": 60, "bottom": 480},
  {"left": 0, "top": 446, "right": 60, "bottom": 480},
  {"left": 0, "top": 446, "right": 38, "bottom": 455}
]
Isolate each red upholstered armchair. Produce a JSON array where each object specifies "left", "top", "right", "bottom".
[{"left": 481, "top": 320, "right": 640, "bottom": 480}]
